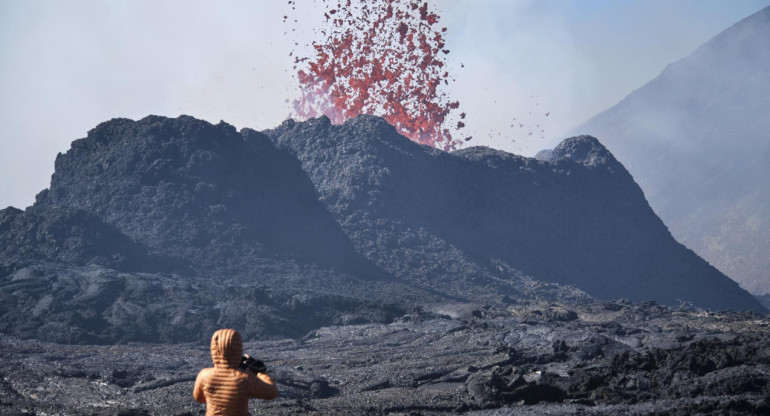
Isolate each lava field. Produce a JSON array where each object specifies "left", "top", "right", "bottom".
[{"left": 2, "top": 299, "right": 769, "bottom": 415}]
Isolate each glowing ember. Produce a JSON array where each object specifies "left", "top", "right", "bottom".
[{"left": 290, "top": 1, "right": 466, "bottom": 151}]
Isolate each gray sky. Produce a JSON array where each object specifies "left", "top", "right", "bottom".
[{"left": 2, "top": 0, "right": 769, "bottom": 210}]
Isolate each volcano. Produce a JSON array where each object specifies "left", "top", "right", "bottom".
[{"left": 0, "top": 114, "right": 763, "bottom": 344}]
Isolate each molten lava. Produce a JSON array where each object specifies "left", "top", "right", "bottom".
[{"left": 291, "top": 0, "right": 466, "bottom": 151}]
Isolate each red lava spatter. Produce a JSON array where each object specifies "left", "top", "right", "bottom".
[{"left": 290, "top": 0, "right": 467, "bottom": 151}]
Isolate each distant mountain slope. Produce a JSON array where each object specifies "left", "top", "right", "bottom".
[
  {"left": 573, "top": 6, "right": 770, "bottom": 294},
  {"left": 0, "top": 114, "right": 763, "bottom": 343}
]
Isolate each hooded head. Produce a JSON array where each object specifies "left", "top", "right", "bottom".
[{"left": 210, "top": 329, "right": 243, "bottom": 369}]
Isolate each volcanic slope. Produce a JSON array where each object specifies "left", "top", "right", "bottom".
[
  {"left": 0, "top": 115, "right": 429, "bottom": 343},
  {"left": 0, "top": 114, "right": 764, "bottom": 344},
  {"left": 265, "top": 115, "right": 761, "bottom": 311},
  {"left": 573, "top": 6, "right": 770, "bottom": 295},
  {"left": 0, "top": 115, "right": 578, "bottom": 344}
]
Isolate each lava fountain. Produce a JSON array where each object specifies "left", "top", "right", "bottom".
[{"left": 290, "top": 0, "right": 468, "bottom": 151}]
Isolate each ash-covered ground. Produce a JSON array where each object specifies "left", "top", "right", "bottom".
[{"left": 2, "top": 299, "right": 768, "bottom": 416}]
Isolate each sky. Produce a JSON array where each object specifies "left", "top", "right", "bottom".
[{"left": 1, "top": 0, "right": 769, "bottom": 210}]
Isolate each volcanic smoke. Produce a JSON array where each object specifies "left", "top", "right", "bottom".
[{"left": 290, "top": 0, "right": 467, "bottom": 151}]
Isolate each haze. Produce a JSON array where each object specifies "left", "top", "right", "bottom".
[{"left": 1, "top": 0, "right": 769, "bottom": 210}]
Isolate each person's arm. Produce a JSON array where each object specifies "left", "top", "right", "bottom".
[
  {"left": 193, "top": 370, "right": 207, "bottom": 403},
  {"left": 249, "top": 372, "right": 279, "bottom": 400}
]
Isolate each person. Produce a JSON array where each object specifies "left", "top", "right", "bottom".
[{"left": 193, "top": 329, "right": 279, "bottom": 415}]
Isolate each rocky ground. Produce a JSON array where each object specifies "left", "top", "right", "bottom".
[{"left": 1, "top": 299, "right": 768, "bottom": 415}]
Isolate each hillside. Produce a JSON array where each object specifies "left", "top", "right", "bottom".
[{"left": 266, "top": 116, "right": 761, "bottom": 310}]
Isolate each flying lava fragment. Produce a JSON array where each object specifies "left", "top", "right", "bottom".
[{"left": 291, "top": 0, "right": 466, "bottom": 151}]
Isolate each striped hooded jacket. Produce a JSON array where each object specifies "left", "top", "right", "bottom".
[{"left": 194, "top": 329, "right": 279, "bottom": 415}]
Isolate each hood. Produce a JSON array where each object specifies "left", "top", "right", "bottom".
[{"left": 210, "top": 329, "right": 243, "bottom": 369}]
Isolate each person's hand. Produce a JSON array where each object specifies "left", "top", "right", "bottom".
[{"left": 240, "top": 354, "right": 267, "bottom": 374}]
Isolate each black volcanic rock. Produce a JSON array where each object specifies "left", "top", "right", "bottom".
[
  {"left": 0, "top": 113, "right": 764, "bottom": 344},
  {"left": 265, "top": 115, "right": 763, "bottom": 311},
  {"left": 0, "top": 115, "right": 421, "bottom": 343},
  {"left": 2, "top": 302, "right": 769, "bottom": 415},
  {"left": 573, "top": 6, "right": 770, "bottom": 295},
  {"left": 549, "top": 135, "right": 616, "bottom": 167},
  {"left": 37, "top": 115, "right": 376, "bottom": 279},
  {"left": 0, "top": 206, "right": 187, "bottom": 277},
  {"left": 0, "top": 263, "right": 404, "bottom": 344}
]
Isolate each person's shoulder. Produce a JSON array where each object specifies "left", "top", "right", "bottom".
[
  {"left": 235, "top": 369, "right": 254, "bottom": 380},
  {"left": 196, "top": 367, "right": 216, "bottom": 379},
  {"left": 228, "top": 368, "right": 262, "bottom": 384}
]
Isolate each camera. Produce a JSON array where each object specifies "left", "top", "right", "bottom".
[{"left": 239, "top": 355, "right": 267, "bottom": 374}]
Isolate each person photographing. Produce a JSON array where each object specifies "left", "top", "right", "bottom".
[{"left": 194, "top": 329, "right": 278, "bottom": 415}]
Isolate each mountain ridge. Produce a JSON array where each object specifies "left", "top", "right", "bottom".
[
  {"left": 0, "top": 114, "right": 764, "bottom": 344},
  {"left": 266, "top": 115, "right": 760, "bottom": 310}
]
